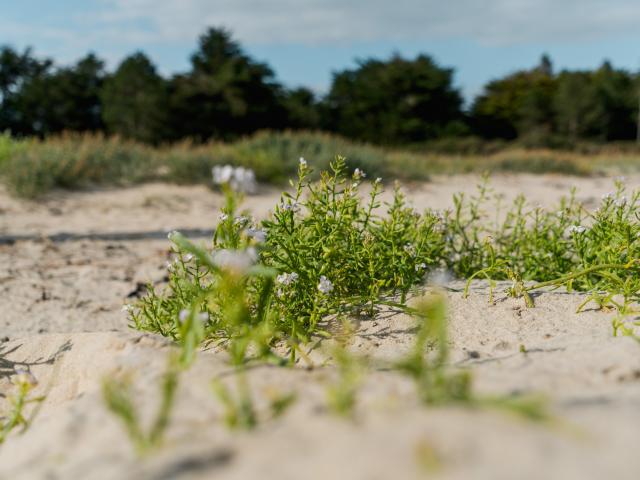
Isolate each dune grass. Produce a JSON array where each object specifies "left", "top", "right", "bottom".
[{"left": 3, "top": 130, "right": 631, "bottom": 199}]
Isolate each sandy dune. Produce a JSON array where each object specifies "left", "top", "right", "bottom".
[{"left": 1, "top": 173, "right": 640, "bottom": 479}]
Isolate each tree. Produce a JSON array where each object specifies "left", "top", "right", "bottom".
[
  {"left": 325, "top": 54, "right": 464, "bottom": 144},
  {"left": 554, "top": 71, "right": 597, "bottom": 141},
  {"left": 0, "top": 46, "right": 52, "bottom": 134},
  {"left": 282, "top": 87, "right": 321, "bottom": 130},
  {"left": 167, "top": 27, "right": 286, "bottom": 141},
  {"left": 101, "top": 52, "right": 168, "bottom": 143},
  {"left": 471, "top": 55, "right": 557, "bottom": 141},
  {"left": 8, "top": 53, "right": 105, "bottom": 136},
  {"left": 588, "top": 62, "right": 636, "bottom": 141}
]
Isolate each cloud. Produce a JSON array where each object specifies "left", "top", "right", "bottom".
[{"left": 85, "top": 0, "right": 640, "bottom": 46}]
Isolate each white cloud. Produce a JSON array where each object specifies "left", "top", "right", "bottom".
[{"left": 85, "top": 0, "right": 640, "bottom": 46}]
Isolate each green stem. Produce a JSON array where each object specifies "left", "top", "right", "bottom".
[{"left": 524, "top": 261, "right": 637, "bottom": 292}]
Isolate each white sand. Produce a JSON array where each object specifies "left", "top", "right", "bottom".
[{"left": 1, "top": 174, "right": 640, "bottom": 479}]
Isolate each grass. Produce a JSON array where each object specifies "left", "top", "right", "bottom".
[{"left": 6, "top": 130, "right": 640, "bottom": 198}]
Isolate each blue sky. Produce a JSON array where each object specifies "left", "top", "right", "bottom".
[{"left": 3, "top": 0, "right": 640, "bottom": 103}]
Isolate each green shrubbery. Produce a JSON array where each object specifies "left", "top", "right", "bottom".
[
  {"left": 130, "top": 158, "right": 443, "bottom": 360},
  {"left": 107, "top": 159, "right": 640, "bottom": 451},
  {"left": 129, "top": 160, "right": 640, "bottom": 355},
  {"left": 0, "top": 131, "right": 617, "bottom": 199}
]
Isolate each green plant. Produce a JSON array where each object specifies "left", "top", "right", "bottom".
[
  {"left": 396, "top": 293, "right": 472, "bottom": 405},
  {"left": 130, "top": 158, "right": 444, "bottom": 362},
  {"left": 454, "top": 178, "right": 640, "bottom": 318},
  {"left": 102, "top": 359, "right": 179, "bottom": 455},
  {"left": 325, "top": 321, "right": 364, "bottom": 418},
  {"left": 0, "top": 368, "right": 45, "bottom": 444}
]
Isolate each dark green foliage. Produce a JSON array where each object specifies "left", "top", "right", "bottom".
[
  {"left": 282, "top": 88, "right": 322, "bottom": 130},
  {"left": 325, "top": 54, "right": 465, "bottom": 144},
  {"left": 166, "top": 28, "right": 286, "bottom": 141},
  {"left": 472, "top": 55, "right": 640, "bottom": 145},
  {"left": 101, "top": 52, "right": 168, "bottom": 144},
  {"left": 9, "top": 54, "right": 105, "bottom": 136},
  {"left": 2, "top": 32, "right": 640, "bottom": 147}
]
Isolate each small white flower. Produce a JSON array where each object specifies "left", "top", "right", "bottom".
[
  {"left": 375, "top": 177, "right": 382, "bottom": 184},
  {"left": 415, "top": 263, "right": 427, "bottom": 272},
  {"left": 179, "top": 309, "right": 208, "bottom": 324},
  {"left": 121, "top": 304, "right": 133, "bottom": 313},
  {"left": 403, "top": 243, "right": 417, "bottom": 256},
  {"left": 212, "top": 165, "right": 234, "bottom": 184},
  {"left": 218, "top": 213, "right": 229, "bottom": 222},
  {"left": 234, "top": 215, "right": 250, "bottom": 226},
  {"left": 211, "top": 248, "right": 257, "bottom": 273},
  {"left": 299, "top": 157, "right": 307, "bottom": 167},
  {"left": 276, "top": 272, "right": 299, "bottom": 286},
  {"left": 567, "top": 225, "right": 587, "bottom": 235},
  {"left": 246, "top": 228, "right": 267, "bottom": 243},
  {"left": 353, "top": 168, "right": 366, "bottom": 179},
  {"left": 281, "top": 200, "right": 301, "bottom": 213},
  {"left": 317, "top": 275, "right": 334, "bottom": 294},
  {"left": 183, "top": 254, "right": 194, "bottom": 262},
  {"left": 615, "top": 197, "right": 627, "bottom": 208},
  {"left": 167, "top": 230, "right": 180, "bottom": 240},
  {"left": 602, "top": 192, "right": 614, "bottom": 201},
  {"left": 212, "top": 165, "right": 257, "bottom": 193}
]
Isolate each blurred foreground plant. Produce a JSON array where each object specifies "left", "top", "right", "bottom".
[{"left": 0, "top": 368, "right": 44, "bottom": 444}]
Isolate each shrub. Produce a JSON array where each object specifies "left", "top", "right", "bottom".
[{"left": 129, "top": 158, "right": 444, "bottom": 360}]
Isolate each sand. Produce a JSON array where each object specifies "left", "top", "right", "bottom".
[{"left": 1, "top": 173, "right": 639, "bottom": 479}]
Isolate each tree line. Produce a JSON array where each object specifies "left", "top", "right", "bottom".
[{"left": 1, "top": 28, "right": 639, "bottom": 146}]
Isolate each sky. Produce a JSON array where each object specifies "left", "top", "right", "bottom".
[{"left": 3, "top": 0, "right": 640, "bottom": 102}]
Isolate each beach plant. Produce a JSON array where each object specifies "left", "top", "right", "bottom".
[
  {"left": 0, "top": 368, "right": 44, "bottom": 444},
  {"left": 325, "top": 321, "right": 365, "bottom": 417},
  {"left": 456, "top": 178, "right": 640, "bottom": 316},
  {"left": 395, "top": 293, "right": 548, "bottom": 421},
  {"left": 211, "top": 372, "right": 257, "bottom": 430},
  {"left": 102, "top": 357, "right": 179, "bottom": 455},
  {"left": 211, "top": 371, "right": 296, "bottom": 431},
  {"left": 129, "top": 157, "right": 444, "bottom": 362},
  {"left": 395, "top": 293, "right": 472, "bottom": 405}
]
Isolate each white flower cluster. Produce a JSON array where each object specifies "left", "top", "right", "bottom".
[
  {"left": 246, "top": 228, "right": 267, "bottom": 243},
  {"left": 276, "top": 272, "right": 299, "bottom": 286},
  {"left": 276, "top": 272, "right": 299, "bottom": 298},
  {"left": 353, "top": 168, "right": 366, "bottom": 179},
  {"left": 212, "top": 165, "right": 257, "bottom": 193},
  {"left": 211, "top": 247, "right": 258, "bottom": 273},
  {"left": 299, "top": 157, "right": 307, "bottom": 168},
  {"left": 567, "top": 225, "right": 587, "bottom": 235},
  {"left": 415, "top": 262, "right": 427, "bottom": 272},
  {"left": 280, "top": 200, "right": 301, "bottom": 213},
  {"left": 178, "top": 309, "right": 208, "bottom": 324},
  {"left": 317, "top": 275, "right": 334, "bottom": 294},
  {"left": 601, "top": 192, "right": 614, "bottom": 201}
]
